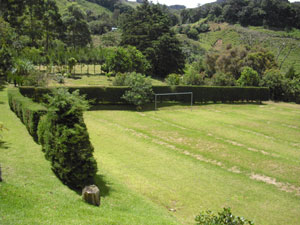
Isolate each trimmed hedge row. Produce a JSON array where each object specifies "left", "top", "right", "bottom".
[
  {"left": 19, "top": 85, "right": 269, "bottom": 104},
  {"left": 8, "top": 88, "right": 47, "bottom": 142}
]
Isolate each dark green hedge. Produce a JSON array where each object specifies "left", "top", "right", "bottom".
[
  {"left": 19, "top": 85, "right": 269, "bottom": 105},
  {"left": 19, "top": 86, "right": 130, "bottom": 104},
  {"left": 8, "top": 88, "right": 47, "bottom": 142}
]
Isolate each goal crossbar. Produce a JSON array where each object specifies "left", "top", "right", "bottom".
[{"left": 154, "top": 92, "right": 193, "bottom": 111}]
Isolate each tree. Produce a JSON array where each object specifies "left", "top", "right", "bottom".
[
  {"left": 62, "top": 3, "right": 91, "bottom": 48},
  {"left": 122, "top": 72, "right": 154, "bottom": 109},
  {"left": 237, "top": 67, "right": 260, "bottom": 86},
  {"left": 105, "top": 46, "right": 150, "bottom": 74},
  {"left": 38, "top": 88, "right": 97, "bottom": 188},
  {"left": 121, "top": 1, "right": 185, "bottom": 77},
  {"left": 42, "top": 0, "right": 64, "bottom": 51}
]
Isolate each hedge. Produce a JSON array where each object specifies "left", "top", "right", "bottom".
[
  {"left": 19, "top": 86, "right": 269, "bottom": 105},
  {"left": 8, "top": 88, "right": 47, "bottom": 142}
]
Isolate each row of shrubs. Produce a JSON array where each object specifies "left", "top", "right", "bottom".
[
  {"left": 8, "top": 89, "right": 47, "bottom": 142},
  {"left": 19, "top": 86, "right": 269, "bottom": 104},
  {"left": 8, "top": 88, "right": 97, "bottom": 189}
]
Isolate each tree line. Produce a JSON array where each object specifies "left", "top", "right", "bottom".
[{"left": 181, "top": 0, "right": 300, "bottom": 29}]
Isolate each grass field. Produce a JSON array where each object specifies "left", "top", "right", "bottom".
[
  {"left": 0, "top": 88, "right": 178, "bottom": 225},
  {"left": 85, "top": 102, "right": 300, "bottom": 224},
  {"left": 1, "top": 86, "right": 300, "bottom": 224}
]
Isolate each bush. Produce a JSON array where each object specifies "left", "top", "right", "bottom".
[
  {"left": 211, "top": 72, "right": 236, "bottom": 86},
  {"left": 195, "top": 207, "right": 254, "bottom": 225},
  {"left": 113, "top": 72, "right": 127, "bottom": 86},
  {"left": 37, "top": 88, "right": 97, "bottom": 188},
  {"left": 122, "top": 72, "right": 154, "bottom": 109},
  {"left": 260, "top": 69, "right": 285, "bottom": 100},
  {"left": 238, "top": 67, "right": 260, "bottom": 87},
  {"left": 182, "top": 65, "right": 205, "bottom": 85},
  {"left": 105, "top": 46, "right": 150, "bottom": 74},
  {"left": 165, "top": 73, "right": 181, "bottom": 85}
]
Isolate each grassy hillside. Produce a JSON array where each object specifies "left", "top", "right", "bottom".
[
  {"left": 55, "top": 0, "right": 112, "bottom": 16},
  {"left": 195, "top": 22, "right": 300, "bottom": 74}
]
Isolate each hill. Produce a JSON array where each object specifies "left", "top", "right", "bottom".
[
  {"left": 178, "top": 22, "right": 300, "bottom": 74},
  {"left": 55, "top": 0, "right": 112, "bottom": 16}
]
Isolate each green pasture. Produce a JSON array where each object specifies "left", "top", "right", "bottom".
[
  {"left": 1, "top": 85, "right": 300, "bottom": 224},
  {"left": 85, "top": 101, "right": 300, "bottom": 225}
]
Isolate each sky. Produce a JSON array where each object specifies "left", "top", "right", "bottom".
[{"left": 128, "top": 0, "right": 298, "bottom": 9}]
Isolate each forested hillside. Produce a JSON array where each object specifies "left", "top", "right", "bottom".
[{"left": 0, "top": 0, "right": 299, "bottom": 102}]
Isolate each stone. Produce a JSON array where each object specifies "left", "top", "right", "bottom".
[{"left": 82, "top": 185, "right": 100, "bottom": 206}]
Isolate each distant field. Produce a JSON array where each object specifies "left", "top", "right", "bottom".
[
  {"left": 85, "top": 102, "right": 300, "bottom": 224},
  {"left": 45, "top": 65, "right": 166, "bottom": 86}
]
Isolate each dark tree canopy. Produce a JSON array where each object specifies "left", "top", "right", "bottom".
[{"left": 121, "top": 0, "right": 185, "bottom": 77}]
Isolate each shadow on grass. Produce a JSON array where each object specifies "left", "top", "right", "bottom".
[
  {"left": 58, "top": 172, "right": 111, "bottom": 198},
  {"left": 0, "top": 140, "right": 9, "bottom": 149}
]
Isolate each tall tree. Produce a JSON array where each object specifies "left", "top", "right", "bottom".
[
  {"left": 121, "top": 1, "right": 185, "bottom": 77},
  {"left": 42, "top": 0, "right": 64, "bottom": 51},
  {"left": 62, "top": 3, "right": 91, "bottom": 48}
]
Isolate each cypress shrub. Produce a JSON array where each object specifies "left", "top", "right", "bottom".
[{"left": 37, "top": 88, "right": 97, "bottom": 188}]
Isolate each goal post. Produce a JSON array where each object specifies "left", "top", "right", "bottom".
[{"left": 154, "top": 92, "right": 193, "bottom": 111}]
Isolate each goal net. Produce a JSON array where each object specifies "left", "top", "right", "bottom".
[{"left": 154, "top": 92, "right": 193, "bottom": 111}]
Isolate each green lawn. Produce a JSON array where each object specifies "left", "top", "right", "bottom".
[
  {"left": 85, "top": 102, "right": 300, "bottom": 225},
  {"left": 1, "top": 86, "right": 300, "bottom": 225},
  {"left": 0, "top": 88, "right": 178, "bottom": 225}
]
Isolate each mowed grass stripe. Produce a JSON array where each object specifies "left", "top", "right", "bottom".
[{"left": 85, "top": 109, "right": 300, "bottom": 225}]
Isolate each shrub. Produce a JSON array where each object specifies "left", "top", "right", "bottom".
[
  {"left": 237, "top": 67, "right": 260, "bottom": 86},
  {"left": 68, "top": 57, "right": 77, "bottom": 75},
  {"left": 37, "top": 88, "right": 97, "bottom": 188},
  {"left": 122, "top": 72, "right": 154, "bottom": 109},
  {"left": 113, "top": 72, "right": 127, "bottom": 86},
  {"left": 211, "top": 72, "right": 236, "bottom": 86},
  {"left": 195, "top": 207, "right": 254, "bottom": 225},
  {"left": 182, "top": 65, "right": 205, "bottom": 85},
  {"left": 105, "top": 46, "right": 150, "bottom": 74},
  {"left": 165, "top": 73, "right": 181, "bottom": 85},
  {"left": 260, "top": 69, "right": 285, "bottom": 100}
]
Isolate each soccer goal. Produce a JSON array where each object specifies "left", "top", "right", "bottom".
[{"left": 154, "top": 92, "right": 193, "bottom": 111}]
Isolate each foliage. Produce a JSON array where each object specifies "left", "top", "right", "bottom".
[
  {"left": 20, "top": 85, "right": 269, "bottom": 106},
  {"left": 113, "top": 72, "right": 127, "bottom": 86},
  {"left": 122, "top": 73, "right": 154, "bottom": 108},
  {"left": 182, "top": 65, "right": 205, "bottom": 85},
  {"left": 179, "top": 0, "right": 300, "bottom": 30},
  {"left": 165, "top": 73, "right": 181, "bottom": 85},
  {"left": 195, "top": 207, "right": 254, "bottom": 225},
  {"left": 68, "top": 57, "right": 77, "bottom": 74},
  {"left": 23, "top": 71, "right": 50, "bottom": 87},
  {"left": 260, "top": 69, "right": 285, "bottom": 100},
  {"left": 211, "top": 72, "right": 236, "bottom": 86},
  {"left": 238, "top": 67, "right": 260, "bottom": 86},
  {"left": 37, "top": 88, "right": 97, "bottom": 188},
  {"left": 105, "top": 46, "right": 150, "bottom": 74},
  {"left": 0, "top": 46, "right": 13, "bottom": 77},
  {"left": 62, "top": 3, "right": 92, "bottom": 48},
  {"left": 121, "top": 1, "right": 185, "bottom": 77}
]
